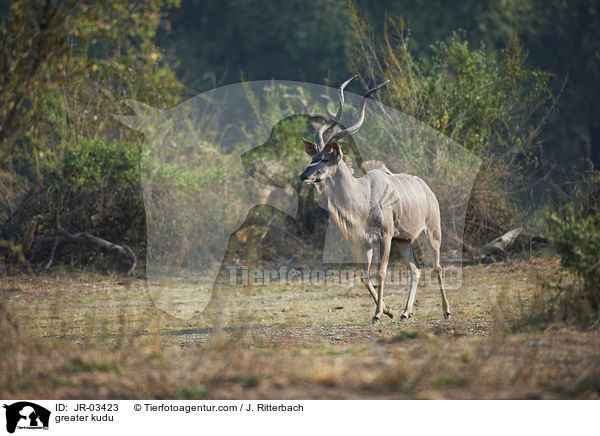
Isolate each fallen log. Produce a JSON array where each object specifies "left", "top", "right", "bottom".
[
  {"left": 42, "top": 226, "right": 138, "bottom": 275},
  {"left": 467, "top": 228, "right": 548, "bottom": 265}
]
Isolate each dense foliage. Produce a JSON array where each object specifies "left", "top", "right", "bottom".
[
  {"left": 346, "top": 7, "right": 554, "bottom": 245},
  {"left": 542, "top": 168, "right": 600, "bottom": 325},
  {"left": 0, "top": 0, "right": 598, "bottom": 287},
  {"left": 0, "top": 0, "right": 183, "bottom": 270},
  {"left": 160, "top": 0, "right": 600, "bottom": 166}
]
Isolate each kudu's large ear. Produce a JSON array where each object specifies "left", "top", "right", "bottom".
[
  {"left": 302, "top": 138, "right": 318, "bottom": 156},
  {"left": 330, "top": 140, "right": 343, "bottom": 161}
]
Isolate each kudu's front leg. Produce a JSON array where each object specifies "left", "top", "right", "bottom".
[
  {"left": 361, "top": 247, "right": 394, "bottom": 319},
  {"left": 373, "top": 236, "right": 392, "bottom": 325}
]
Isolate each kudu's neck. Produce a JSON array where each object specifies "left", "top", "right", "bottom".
[
  {"left": 322, "top": 159, "right": 357, "bottom": 201},
  {"left": 321, "top": 160, "right": 363, "bottom": 242}
]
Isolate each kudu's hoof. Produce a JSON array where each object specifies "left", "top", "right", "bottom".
[
  {"left": 400, "top": 312, "right": 412, "bottom": 321},
  {"left": 384, "top": 307, "right": 394, "bottom": 319},
  {"left": 444, "top": 312, "right": 452, "bottom": 320},
  {"left": 371, "top": 316, "right": 382, "bottom": 325}
]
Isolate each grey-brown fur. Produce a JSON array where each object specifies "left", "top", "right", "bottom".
[{"left": 299, "top": 78, "right": 451, "bottom": 324}]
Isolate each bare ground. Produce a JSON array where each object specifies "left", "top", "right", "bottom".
[{"left": 1, "top": 258, "right": 599, "bottom": 399}]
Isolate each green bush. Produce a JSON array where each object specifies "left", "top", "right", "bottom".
[
  {"left": 44, "top": 138, "right": 140, "bottom": 190},
  {"left": 346, "top": 5, "right": 555, "bottom": 246},
  {"left": 33, "top": 137, "right": 146, "bottom": 265},
  {"left": 542, "top": 169, "right": 600, "bottom": 325}
]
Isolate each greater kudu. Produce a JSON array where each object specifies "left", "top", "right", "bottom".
[{"left": 299, "top": 77, "right": 451, "bottom": 324}]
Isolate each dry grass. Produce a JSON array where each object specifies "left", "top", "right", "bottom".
[{"left": 0, "top": 258, "right": 599, "bottom": 399}]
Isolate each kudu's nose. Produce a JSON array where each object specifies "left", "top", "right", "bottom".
[{"left": 300, "top": 173, "right": 307, "bottom": 182}]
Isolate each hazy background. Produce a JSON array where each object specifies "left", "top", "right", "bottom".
[{"left": 157, "top": 0, "right": 600, "bottom": 166}]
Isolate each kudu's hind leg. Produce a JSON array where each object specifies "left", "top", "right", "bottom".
[
  {"left": 398, "top": 242, "right": 421, "bottom": 320},
  {"left": 361, "top": 247, "right": 394, "bottom": 319},
  {"left": 427, "top": 229, "right": 451, "bottom": 319}
]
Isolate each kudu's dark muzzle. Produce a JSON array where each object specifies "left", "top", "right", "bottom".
[{"left": 299, "top": 164, "right": 320, "bottom": 183}]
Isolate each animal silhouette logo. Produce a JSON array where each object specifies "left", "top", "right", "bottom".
[
  {"left": 116, "top": 80, "right": 480, "bottom": 319},
  {"left": 3, "top": 402, "right": 50, "bottom": 433}
]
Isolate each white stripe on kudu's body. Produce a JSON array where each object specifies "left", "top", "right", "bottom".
[{"left": 299, "top": 77, "right": 451, "bottom": 324}]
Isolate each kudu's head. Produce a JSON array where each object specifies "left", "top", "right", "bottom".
[{"left": 299, "top": 76, "right": 389, "bottom": 184}]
